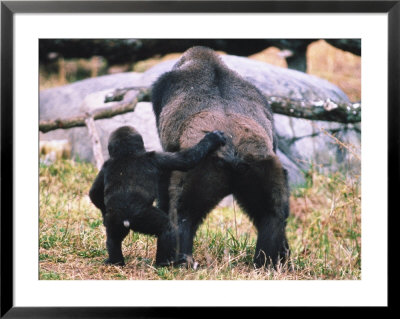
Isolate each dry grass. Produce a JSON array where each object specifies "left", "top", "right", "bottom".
[
  {"left": 39, "top": 56, "right": 107, "bottom": 91},
  {"left": 132, "top": 52, "right": 182, "bottom": 73},
  {"left": 39, "top": 159, "right": 361, "bottom": 280},
  {"left": 307, "top": 40, "right": 361, "bottom": 102},
  {"left": 249, "top": 41, "right": 361, "bottom": 102},
  {"left": 249, "top": 46, "right": 288, "bottom": 68}
]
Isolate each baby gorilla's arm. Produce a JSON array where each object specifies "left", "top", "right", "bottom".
[
  {"left": 89, "top": 168, "right": 106, "bottom": 215},
  {"left": 154, "top": 130, "right": 226, "bottom": 171}
]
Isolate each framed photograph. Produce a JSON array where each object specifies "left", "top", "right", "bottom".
[{"left": 1, "top": 0, "right": 396, "bottom": 316}]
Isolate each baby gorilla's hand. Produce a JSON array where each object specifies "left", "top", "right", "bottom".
[{"left": 205, "top": 130, "right": 226, "bottom": 146}]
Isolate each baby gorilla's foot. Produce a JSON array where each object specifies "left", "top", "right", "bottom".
[{"left": 104, "top": 258, "right": 125, "bottom": 267}]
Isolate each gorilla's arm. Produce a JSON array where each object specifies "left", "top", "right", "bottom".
[
  {"left": 154, "top": 130, "right": 226, "bottom": 171},
  {"left": 89, "top": 168, "right": 106, "bottom": 214}
]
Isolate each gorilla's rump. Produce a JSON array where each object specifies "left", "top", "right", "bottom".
[{"left": 178, "top": 110, "right": 275, "bottom": 163}]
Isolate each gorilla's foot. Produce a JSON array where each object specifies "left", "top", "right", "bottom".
[
  {"left": 104, "top": 258, "right": 125, "bottom": 267},
  {"left": 156, "top": 254, "right": 198, "bottom": 269}
]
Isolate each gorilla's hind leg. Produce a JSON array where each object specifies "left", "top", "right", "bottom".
[
  {"left": 105, "top": 223, "right": 129, "bottom": 266},
  {"left": 252, "top": 214, "right": 289, "bottom": 268},
  {"left": 129, "top": 206, "right": 171, "bottom": 236},
  {"left": 156, "top": 161, "right": 231, "bottom": 266},
  {"left": 233, "top": 156, "right": 290, "bottom": 268}
]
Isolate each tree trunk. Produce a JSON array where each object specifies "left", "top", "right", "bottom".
[{"left": 84, "top": 116, "right": 104, "bottom": 169}]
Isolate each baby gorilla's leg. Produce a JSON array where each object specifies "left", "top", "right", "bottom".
[
  {"left": 128, "top": 206, "right": 170, "bottom": 237},
  {"left": 105, "top": 223, "right": 129, "bottom": 266}
]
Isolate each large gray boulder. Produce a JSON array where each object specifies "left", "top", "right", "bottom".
[
  {"left": 40, "top": 72, "right": 143, "bottom": 121},
  {"left": 40, "top": 54, "right": 360, "bottom": 188}
]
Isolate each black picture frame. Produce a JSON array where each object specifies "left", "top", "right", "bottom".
[{"left": 1, "top": 1, "right": 396, "bottom": 317}]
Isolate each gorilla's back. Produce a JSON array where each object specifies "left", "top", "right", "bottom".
[{"left": 152, "top": 46, "right": 275, "bottom": 161}]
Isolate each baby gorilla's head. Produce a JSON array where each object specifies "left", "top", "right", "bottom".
[{"left": 108, "top": 126, "right": 145, "bottom": 158}]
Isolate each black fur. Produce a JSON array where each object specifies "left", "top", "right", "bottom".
[
  {"left": 89, "top": 125, "right": 225, "bottom": 265},
  {"left": 152, "top": 46, "right": 290, "bottom": 268}
]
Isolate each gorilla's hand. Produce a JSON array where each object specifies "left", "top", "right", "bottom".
[{"left": 205, "top": 130, "right": 227, "bottom": 147}]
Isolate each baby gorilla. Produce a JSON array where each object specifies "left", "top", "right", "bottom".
[{"left": 89, "top": 126, "right": 226, "bottom": 266}]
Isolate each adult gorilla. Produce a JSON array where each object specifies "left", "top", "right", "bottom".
[{"left": 152, "top": 46, "right": 290, "bottom": 268}]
